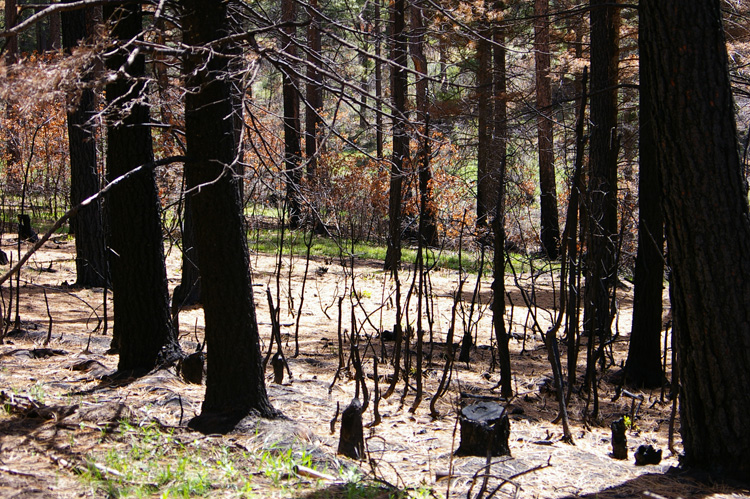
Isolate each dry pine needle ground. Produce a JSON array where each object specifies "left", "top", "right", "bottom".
[{"left": 0, "top": 236, "right": 748, "bottom": 498}]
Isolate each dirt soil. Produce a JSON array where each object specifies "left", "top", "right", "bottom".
[{"left": 0, "top": 234, "right": 748, "bottom": 498}]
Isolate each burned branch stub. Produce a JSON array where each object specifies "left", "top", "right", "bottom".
[
  {"left": 456, "top": 401, "right": 510, "bottom": 457},
  {"left": 271, "top": 351, "right": 284, "bottom": 384},
  {"left": 337, "top": 398, "right": 365, "bottom": 460}
]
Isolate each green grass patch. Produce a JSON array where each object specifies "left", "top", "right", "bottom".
[
  {"left": 247, "top": 227, "right": 559, "bottom": 277},
  {"left": 78, "top": 420, "right": 410, "bottom": 498}
]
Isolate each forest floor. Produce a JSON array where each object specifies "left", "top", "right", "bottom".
[{"left": 0, "top": 233, "right": 748, "bottom": 498}]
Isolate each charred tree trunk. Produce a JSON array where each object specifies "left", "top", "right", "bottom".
[
  {"left": 475, "top": 22, "right": 494, "bottom": 229},
  {"left": 305, "top": 0, "right": 323, "bottom": 179},
  {"left": 456, "top": 402, "right": 510, "bottom": 457},
  {"left": 624, "top": 14, "right": 664, "bottom": 389},
  {"left": 173, "top": 191, "right": 202, "bottom": 311},
  {"left": 534, "top": 0, "right": 560, "bottom": 259},
  {"left": 282, "top": 0, "right": 302, "bottom": 228},
  {"left": 103, "top": 4, "right": 180, "bottom": 373},
  {"left": 337, "top": 398, "right": 365, "bottom": 460},
  {"left": 62, "top": 2, "right": 107, "bottom": 288},
  {"left": 492, "top": 21, "right": 512, "bottom": 398},
  {"left": 4, "top": 0, "right": 18, "bottom": 65},
  {"left": 384, "top": 0, "right": 407, "bottom": 271},
  {"left": 583, "top": 0, "right": 620, "bottom": 394},
  {"left": 182, "top": 0, "right": 277, "bottom": 433},
  {"left": 641, "top": 0, "right": 750, "bottom": 478},
  {"left": 374, "top": 0, "right": 384, "bottom": 160},
  {"left": 410, "top": 0, "right": 438, "bottom": 247}
]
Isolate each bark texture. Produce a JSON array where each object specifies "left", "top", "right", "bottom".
[
  {"left": 281, "top": 0, "right": 302, "bottom": 227},
  {"left": 103, "top": 4, "right": 180, "bottom": 372},
  {"left": 583, "top": 0, "right": 620, "bottom": 380},
  {"left": 410, "top": 0, "right": 438, "bottom": 247},
  {"left": 476, "top": 22, "right": 494, "bottom": 229},
  {"left": 62, "top": 2, "right": 107, "bottom": 288},
  {"left": 384, "top": 0, "right": 407, "bottom": 270},
  {"left": 641, "top": 0, "right": 750, "bottom": 478},
  {"left": 492, "top": 22, "right": 512, "bottom": 398},
  {"left": 534, "top": 0, "right": 560, "bottom": 259},
  {"left": 625, "top": 11, "right": 664, "bottom": 388},
  {"left": 305, "top": 0, "right": 322, "bottom": 178},
  {"left": 182, "top": 0, "right": 277, "bottom": 429}
]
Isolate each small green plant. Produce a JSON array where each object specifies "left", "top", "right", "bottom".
[
  {"left": 29, "top": 383, "right": 46, "bottom": 404},
  {"left": 352, "top": 288, "right": 372, "bottom": 300},
  {"left": 623, "top": 415, "right": 640, "bottom": 432}
]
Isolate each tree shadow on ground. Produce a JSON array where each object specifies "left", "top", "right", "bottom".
[
  {"left": 563, "top": 468, "right": 750, "bottom": 499},
  {"left": 297, "top": 482, "right": 395, "bottom": 499}
]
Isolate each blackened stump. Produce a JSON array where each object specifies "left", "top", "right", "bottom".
[
  {"left": 634, "top": 444, "right": 662, "bottom": 465},
  {"left": 456, "top": 401, "right": 510, "bottom": 457},
  {"left": 337, "top": 398, "right": 365, "bottom": 460},
  {"left": 611, "top": 417, "right": 628, "bottom": 459},
  {"left": 179, "top": 350, "right": 204, "bottom": 384}
]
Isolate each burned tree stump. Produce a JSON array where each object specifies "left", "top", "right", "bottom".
[
  {"left": 634, "top": 444, "right": 662, "bottom": 465},
  {"left": 611, "top": 417, "right": 628, "bottom": 460},
  {"left": 337, "top": 398, "right": 365, "bottom": 460},
  {"left": 456, "top": 401, "right": 510, "bottom": 457},
  {"left": 179, "top": 351, "right": 204, "bottom": 384}
]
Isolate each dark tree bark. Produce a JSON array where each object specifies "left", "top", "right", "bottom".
[
  {"left": 410, "top": 0, "right": 437, "bottom": 247},
  {"left": 534, "top": 0, "right": 560, "bottom": 259},
  {"left": 456, "top": 402, "right": 510, "bottom": 457},
  {"left": 182, "top": 0, "right": 277, "bottom": 431},
  {"left": 4, "top": 0, "right": 21, "bottom": 168},
  {"left": 624, "top": 11, "right": 664, "bottom": 388},
  {"left": 62, "top": 1, "right": 108, "bottom": 289},
  {"left": 641, "top": 0, "right": 750, "bottom": 478},
  {"left": 492, "top": 21, "right": 512, "bottom": 398},
  {"left": 384, "top": 0, "right": 407, "bottom": 271},
  {"left": 475, "top": 21, "right": 494, "bottom": 229},
  {"left": 374, "top": 0, "right": 384, "bottom": 160},
  {"left": 4, "top": 0, "right": 18, "bottom": 65},
  {"left": 583, "top": 0, "right": 620, "bottom": 387},
  {"left": 103, "top": 4, "right": 181, "bottom": 373},
  {"left": 172, "top": 191, "right": 201, "bottom": 311},
  {"left": 566, "top": 67, "right": 588, "bottom": 389},
  {"left": 281, "top": 0, "right": 302, "bottom": 227},
  {"left": 305, "top": 0, "right": 323, "bottom": 178}
]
